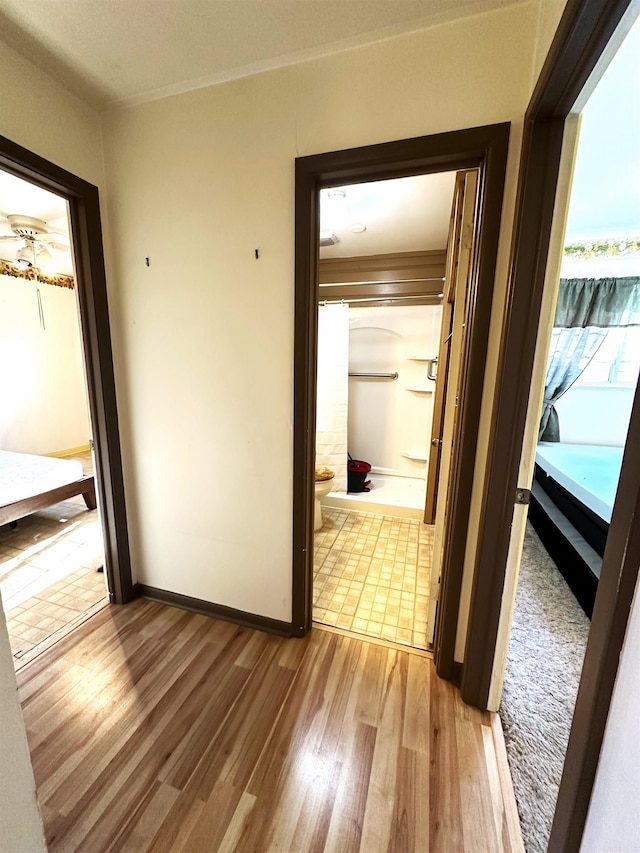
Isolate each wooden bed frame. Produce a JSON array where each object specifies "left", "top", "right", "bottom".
[
  {"left": 0, "top": 475, "right": 97, "bottom": 527},
  {"left": 529, "top": 462, "right": 606, "bottom": 618}
]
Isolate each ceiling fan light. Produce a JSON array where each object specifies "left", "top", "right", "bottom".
[
  {"left": 319, "top": 231, "right": 339, "bottom": 247},
  {"left": 14, "top": 244, "right": 34, "bottom": 269}
]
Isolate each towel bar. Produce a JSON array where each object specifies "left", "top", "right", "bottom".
[{"left": 348, "top": 372, "right": 399, "bottom": 379}]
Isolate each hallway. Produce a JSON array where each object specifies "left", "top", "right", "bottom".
[{"left": 18, "top": 599, "right": 524, "bottom": 851}]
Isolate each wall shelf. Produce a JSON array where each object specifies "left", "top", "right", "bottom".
[
  {"left": 400, "top": 451, "right": 428, "bottom": 462},
  {"left": 406, "top": 386, "right": 433, "bottom": 394},
  {"left": 407, "top": 355, "right": 431, "bottom": 362}
]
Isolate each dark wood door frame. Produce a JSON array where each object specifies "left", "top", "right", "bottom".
[
  {"left": 293, "top": 124, "right": 510, "bottom": 678},
  {"left": 457, "top": 0, "right": 637, "bottom": 850},
  {"left": 0, "top": 133, "right": 133, "bottom": 604}
]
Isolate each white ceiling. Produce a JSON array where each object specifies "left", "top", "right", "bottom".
[
  {"left": 0, "top": 0, "right": 522, "bottom": 109},
  {"left": 319, "top": 172, "right": 456, "bottom": 259},
  {"left": 0, "top": 170, "right": 73, "bottom": 275}
]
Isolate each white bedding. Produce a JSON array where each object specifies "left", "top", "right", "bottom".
[{"left": 0, "top": 451, "right": 84, "bottom": 508}]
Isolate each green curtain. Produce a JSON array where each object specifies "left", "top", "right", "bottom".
[
  {"left": 554, "top": 277, "right": 640, "bottom": 328},
  {"left": 540, "top": 276, "right": 640, "bottom": 442}
]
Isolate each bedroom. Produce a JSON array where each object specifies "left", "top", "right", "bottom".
[
  {"left": 0, "top": 169, "right": 106, "bottom": 665},
  {"left": 523, "top": 11, "right": 640, "bottom": 616},
  {"left": 499, "top": 13, "right": 640, "bottom": 850},
  {"left": 531, "top": 280, "right": 639, "bottom": 615},
  {"left": 525, "top": 16, "right": 640, "bottom": 613}
]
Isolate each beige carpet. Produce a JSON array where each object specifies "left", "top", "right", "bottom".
[{"left": 500, "top": 523, "right": 590, "bottom": 853}]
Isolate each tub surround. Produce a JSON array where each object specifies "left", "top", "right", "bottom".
[{"left": 323, "top": 473, "right": 426, "bottom": 519}]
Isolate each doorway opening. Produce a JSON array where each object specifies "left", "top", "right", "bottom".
[
  {"left": 0, "top": 168, "right": 109, "bottom": 667},
  {"left": 293, "top": 124, "right": 510, "bottom": 677},
  {"left": 497, "top": 13, "right": 640, "bottom": 851},
  {"left": 312, "top": 169, "right": 482, "bottom": 651},
  {"left": 0, "top": 132, "right": 132, "bottom": 657}
]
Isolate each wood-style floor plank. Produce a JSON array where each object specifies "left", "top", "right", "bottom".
[
  {"left": 360, "top": 652, "right": 408, "bottom": 851},
  {"left": 17, "top": 599, "right": 524, "bottom": 852},
  {"left": 429, "top": 672, "right": 464, "bottom": 852},
  {"left": 323, "top": 721, "right": 377, "bottom": 852}
]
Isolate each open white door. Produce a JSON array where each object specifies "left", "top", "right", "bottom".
[{"left": 425, "top": 168, "right": 480, "bottom": 647}]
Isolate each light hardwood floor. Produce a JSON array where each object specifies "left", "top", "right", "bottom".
[{"left": 17, "top": 599, "right": 524, "bottom": 852}]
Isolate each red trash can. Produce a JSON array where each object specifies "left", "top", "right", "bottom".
[{"left": 347, "top": 454, "right": 372, "bottom": 493}]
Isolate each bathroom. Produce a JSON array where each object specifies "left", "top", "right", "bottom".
[
  {"left": 313, "top": 172, "right": 458, "bottom": 650},
  {"left": 316, "top": 302, "right": 443, "bottom": 516}
]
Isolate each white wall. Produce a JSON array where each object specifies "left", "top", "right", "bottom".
[
  {"left": 555, "top": 385, "right": 634, "bottom": 446},
  {"left": 531, "top": 0, "right": 571, "bottom": 87},
  {"left": 0, "top": 273, "right": 91, "bottom": 454},
  {"left": 0, "top": 591, "right": 46, "bottom": 853},
  {"left": 581, "top": 579, "right": 640, "bottom": 852},
  {"left": 0, "top": 35, "right": 106, "bottom": 852},
  {"left": 102, "top": 2, "right": 538, "bottom": 622},
  {"left": 0, "top": 45, "right": 105, "bottom": 188},
  {"left": 348, "top": 304, "right": 441, "bottom": 478}
]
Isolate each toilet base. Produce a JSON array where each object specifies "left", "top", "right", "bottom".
[{"left": 314, "top": 477, "right": 334, "bottom": 531}]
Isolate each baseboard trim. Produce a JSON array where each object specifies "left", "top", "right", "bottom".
[
  {"left": 47, "top": 444, "right": 91, "bottom": 458},
  {"left": 134, "top": 583, "right": 296, "bottom": 638},
  {"left": 490, "top": 714, "right": 526, "bottom": 851}
]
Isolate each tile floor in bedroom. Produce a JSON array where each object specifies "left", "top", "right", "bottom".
[
  {"left": 0, "top": 451, "right": 107, "bottom": 666},
  {"left": 313, "top": 507, "right": 434, "bottom": 649}
]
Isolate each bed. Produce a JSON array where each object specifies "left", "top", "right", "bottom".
[
  {"left": 529, "top": 442, "right": 623, "bottom": 617},
  {"left": 0, "top": 450, "right": 96, "bottom": 528}
]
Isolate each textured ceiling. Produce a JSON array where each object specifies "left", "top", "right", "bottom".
[{"left": 0, "top": 0, "right": 523, "bottom": 109}]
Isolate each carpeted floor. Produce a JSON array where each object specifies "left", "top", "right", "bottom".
[{"left": 500, "top": 522, "right": 590, "bottom": 853}]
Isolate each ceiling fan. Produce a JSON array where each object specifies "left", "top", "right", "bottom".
[{"left": 0, "top": 214, "right": 70, "bottom": 270}]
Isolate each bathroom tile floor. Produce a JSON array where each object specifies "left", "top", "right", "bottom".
[
  {"left": 313, "top": 508, "right": 434, "bottom": 650},
  {"left": 0, "top": 451, "right": 108, "bottom": 667}
]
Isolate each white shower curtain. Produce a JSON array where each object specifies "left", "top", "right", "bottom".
[{"left": 316, "top": 303, "right": 349, "bottom": 492}]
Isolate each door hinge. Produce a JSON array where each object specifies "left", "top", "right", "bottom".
[{"left": 515, "top": 487, "right": 531, "bottom": 505}]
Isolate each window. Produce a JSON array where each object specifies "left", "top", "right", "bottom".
[{"left": 577, "top": 326, "right": 640, "bottom": 385}]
